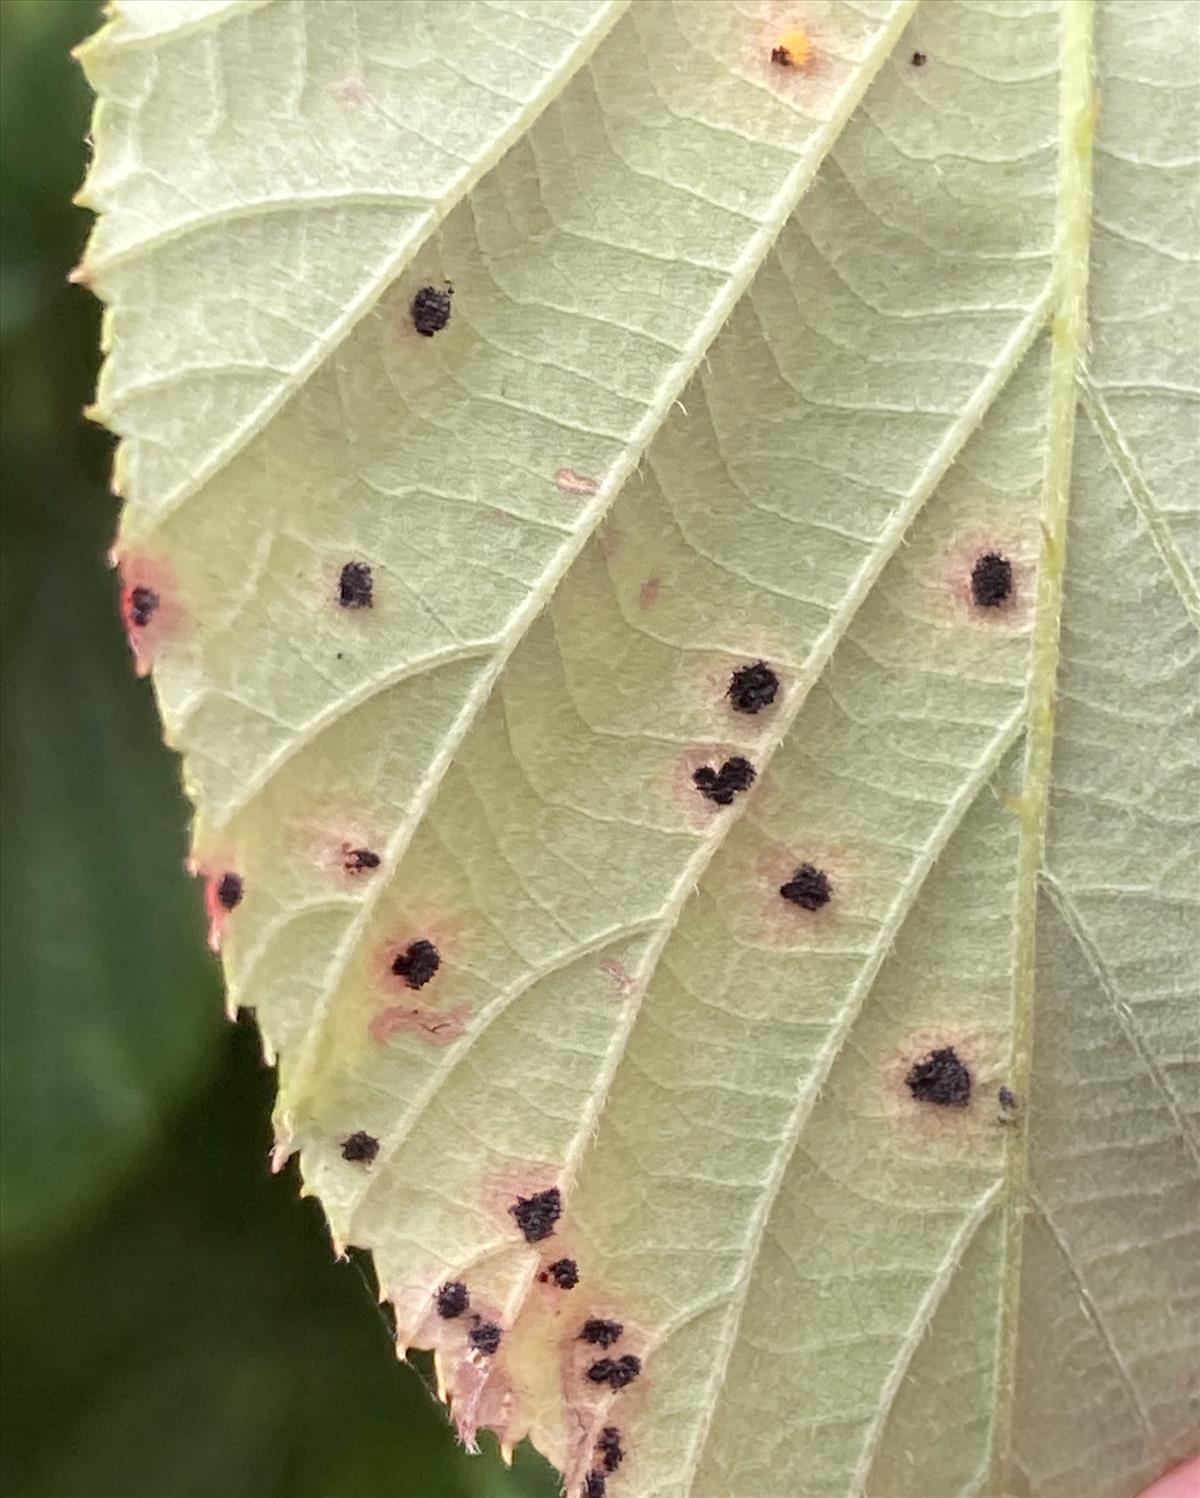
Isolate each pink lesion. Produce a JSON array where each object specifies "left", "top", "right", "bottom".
[
  {"left": 368, "top": 1000, "right": 471, "bottom": 1047},
  {"left": 930, "top": 526, "right": 1037, "bottom": 630},
  {"left": 450, "top": 1345, "right": 520, "bottom": 1453},
  {"left": 283, "top": 812, "right": 385, "bottom": 884},
  {"left": 667, "top": 743, "right": 747, "bottom": 831},
  {"left": 333, "top": 77, "right": 371, "bottom": 107},
  {"left": 555, "top": 468, "right": 601, "bottom": 498},
  {"left": 393, "top": 1273, "right": 524, "bottom": 1452},
  {"left": 744, "top": 836, "right": 864, "bottom": 951},
  {"left": 598, "top": 958, "right": 638, "bottom": 998},
  {"left": 192, "top": 857, "right": 241, "bottom": 957},
  {"left": 479, "top": 1160, "right": 563, "bottom": 1234},
  {"left": 698, "top": 653, "right": 790, "bottom": 735},
  {"left": 383, "top": 1224, "right": 651, "bottom": 1485},
  {"left": 113, "top": 551, "right": 182, "bottom": 676},
  {"left": 557, "top": 1309, "right": 648, "bottom": 1496},
  {"left": 374, "top": 919, "right": 458, "bottom": 986},
  {"left": 203, "top": 877, "right": 230, "bottom": 953},
  {"left": 881, "top": 1025, "right": 1006, "bottom": 1155},
  {"left": 637, "top": 576, "right": 661, "bottom": 609},
  {"left": 365, "top": 918, "right": 469, "bottom": 1045}
]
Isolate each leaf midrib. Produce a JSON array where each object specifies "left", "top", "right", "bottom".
[{"left": 991, "top": 0, "right": 1097, "bottom": 1482}]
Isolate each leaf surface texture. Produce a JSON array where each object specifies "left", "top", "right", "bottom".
[{"left": 80, "top": 3, "right": 1199, "bottom": 1494}]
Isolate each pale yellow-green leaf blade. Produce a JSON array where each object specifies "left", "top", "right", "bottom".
[
  {"left": 77, "top": 0, "right": 630, "bottom": 508},
  {"left": 289, "top": 7, "right": 1061, "bottom": 1489},
  {"left": 80, "top": 3, "right": 1199, "bottom": 1497}
]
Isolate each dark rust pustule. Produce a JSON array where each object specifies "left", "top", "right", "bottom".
[{"left": 906, "top": 1047, "right": 972, "bottom": 1108}]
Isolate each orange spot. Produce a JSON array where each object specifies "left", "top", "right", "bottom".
[
  {"left": 638, "top": 577, "right": 661, "bottom": 609},
  {"left": 771, "top": 26, "right": 812, "bottom": 68}
]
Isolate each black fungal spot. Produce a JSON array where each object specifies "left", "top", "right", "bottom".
[
  {"left": 436, "top": 1281, "right": 470, "bottom": 1318},
  {"left": 727, "top": 660, "right": 779, "bottom": 714},
  {"left": 411, "top": 284, "right": 453, "bottom": 337},
  {"left": 582, "top": 1474, "right": 607, "bottom": 1498},
  {"left": 779, "top": 863, "right": 832, "bottom": 911},
  {"left": 344, "top": 847, "right": 381, "bottom": 874},
  {"left": 586, "top": 1355, "right": 641, "bottom": 1390},
  {"left": 338, "top": 561, "right": 373, "bottom": 609},
  {"left": 128, "top": 585, "right": 159, "bottom": 627},
  {"left": 693, "top": 756, "right": 756, "bottom": 807},
  {"left": 468, "top": 1320, "right": 502, "bottom": 1356},
  {"left": 540, "top": 1257, "right": 578, "bottom": 1290},
  {"left": 911, "top": 50, "right": 927, "bottom": 66},
  {"left": 769, "top": 27, "right": 809, "bottom": 68},
  {"left": 580, "top": 1318, "right": 623, "bottom": 1349},
  {"left": 906, "top": 1047, "right": 972, "bottom": 1109},
  {"left": 391, "top": 939, "right": 440, "bottom": 990},
  {"left": 998, "top": 1086, "right": 1017, "bottom": 1111},
  {"left": 340, "top": 1130, "right": 379, "bottom": 1164},
  {"left": 597, "top": 1428, "right": 624, "bottom": 1473},
  {"left": 216, "top": 872, "right": 244, "bottom": 911},
  {"left": 970, "top": 551, "right": 1013, "bottom": 608},
  {"left": 510, "top": 1187, "right": 561, "bottom": 1244}
]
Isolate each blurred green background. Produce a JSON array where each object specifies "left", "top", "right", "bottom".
[{"left": 0, "top": 5, "right": 557, "bottom": 1495}]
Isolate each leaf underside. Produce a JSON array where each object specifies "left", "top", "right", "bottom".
[{"left": 79, "top": 2, "right": 1198, "bottom": 1496}]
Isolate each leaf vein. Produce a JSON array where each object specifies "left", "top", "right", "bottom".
[
  {"left": 1041, "top": 872, "right": 1200, "bottom": 1167},
  {"left": 1078, "top": 375, "right": 1200, "bottom": 632}
]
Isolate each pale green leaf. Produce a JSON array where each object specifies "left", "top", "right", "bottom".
[{"left": 79, "top": 2, "right": 1199, "bottom": 1496}]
